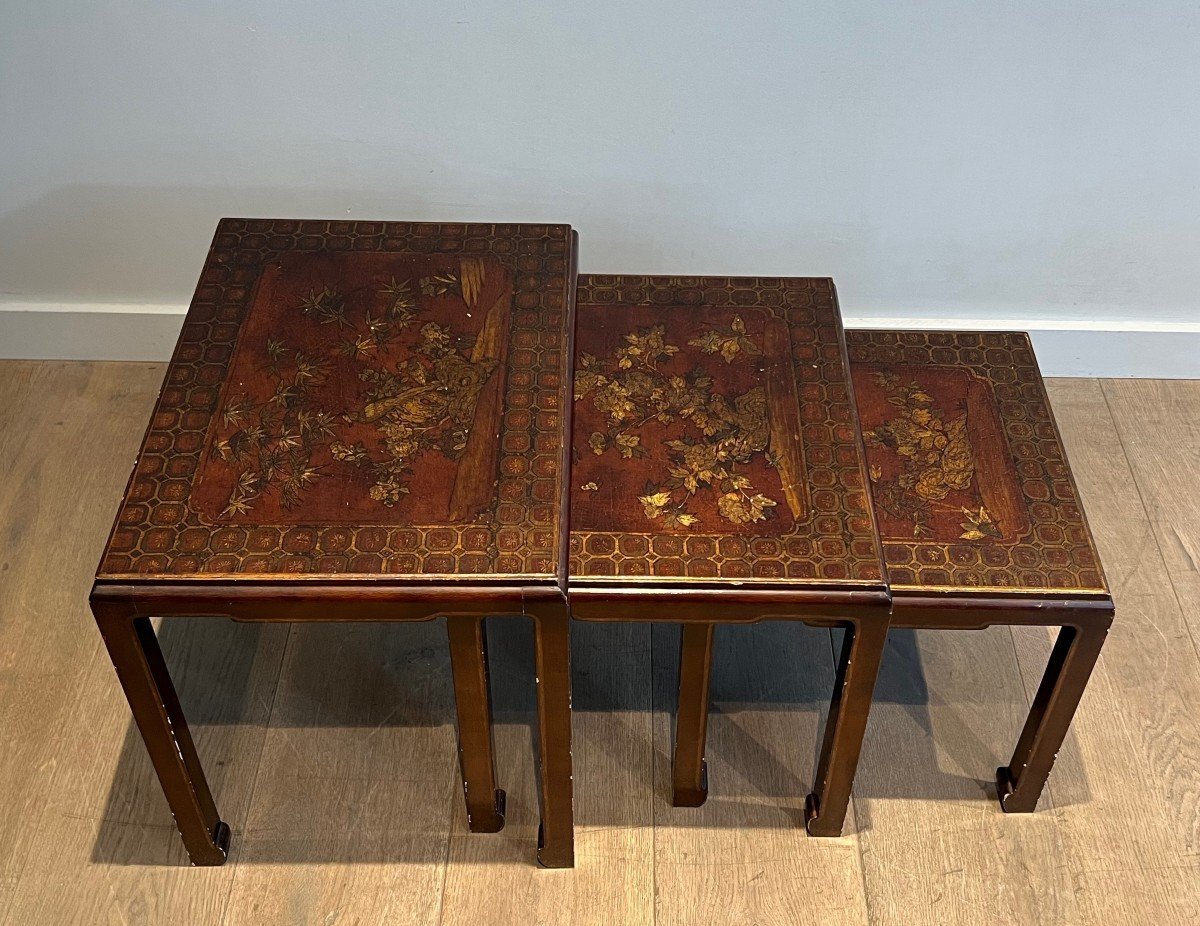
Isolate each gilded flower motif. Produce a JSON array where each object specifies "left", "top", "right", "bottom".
[
  {"left": 865, "top": 372, "right": 996, "bottom": 540},
  {"left": 575, "top": 319, "right": 781, "bottom": 529},
  {"left": 717, "top": 490, "right": 777, "bottom": 525}
]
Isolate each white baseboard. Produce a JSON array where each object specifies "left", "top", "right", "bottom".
[
  {"left": 843, "top": 314, "right": 1200, "bottom": 378},
  {"left": 1, "top": 301, "right": 1197, "bottom": 378},
  {"left": 0, "top": 302, "right": 187, "bottom": 363}
]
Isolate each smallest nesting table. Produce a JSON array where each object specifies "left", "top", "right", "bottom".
[
  {"left": 672, "top": 329, "right": 1113, "bottom": 822},
  {"left": 92, "top": 219, "right": 579, "bottom": 867}
]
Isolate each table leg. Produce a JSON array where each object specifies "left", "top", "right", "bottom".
[
  {"left": 530, "top": 601, "right": 574, "bottom": 868},
  {"left": 805, "top": 619, "right": 888, "bottom": 837},
  {"left": 446, "top": 616, "right": 506, "bottom": 832},
  {"left": 997, "top": 620, "right": 1110, "bottom": 813},
  {"left": 92, "top": 600, "right": 230, "bottom": 865},
  {"left": 672, "top": 623, "right": 715, "bottom": 807}
]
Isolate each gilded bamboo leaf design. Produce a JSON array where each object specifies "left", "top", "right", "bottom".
[
  {"left": 209, "top": 272, "right": 499, "bottom": 518},
  {"left": 213, "top": 343, "right": 335, "bottom": 517}
]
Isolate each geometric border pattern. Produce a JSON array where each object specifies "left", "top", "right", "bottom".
[
  {"left": 846, "top": 329, "right": 1108, "bottom": 597},
  {"left": 97, "top": 219, "right": 574, "bottom": 582},
  {"left": 569, "top": 275, "right": 885, "bottom": 587}
]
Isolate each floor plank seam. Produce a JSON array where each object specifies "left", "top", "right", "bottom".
[
  {"left": 650, "top": 622, "right": 660, "bottom": 926},
  {"left": 435, "top": 618, "right": 471, "bottom": 926},
  {"left": 1099, "top": 379, "right": 1200, "bottom": 668},
  {"left": 215, "top": 622, "right": 294, "bottom": 926},
  {"left": 431, "top": 789, "right": 455, "bottom": 926}
]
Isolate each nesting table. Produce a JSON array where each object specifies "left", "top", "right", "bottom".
[
  {"left": 567, "top": 274, "right": 891, "bottom": 836},
  {"left": 91, "top": 219, "right": 579, "bottom": 867},
  {"left": 847, "top": 330, "right": 1112, "bottom": 811},
  {"left": 672, "top": 329, "right": 1113, "bottom": 819},
  {"left": 92, "top": 220, "right": 1111, "bottom": 871}
]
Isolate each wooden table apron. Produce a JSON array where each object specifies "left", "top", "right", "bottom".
[
  {"left": 888, "top": 592, "right": 1114, "bottom": 812},
  {"left": 569, "top": 585, "right": 892, "bottom": 837},
  {"left": 90, "top": 579, "right": 575, "bottom": 868},
  {"left": 665, "top": 588, "right": 1114, "bottom": 825}
]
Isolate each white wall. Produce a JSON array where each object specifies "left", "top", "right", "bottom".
[{"left": 2, "top": 2, "right": 1198, "bottom": 371}]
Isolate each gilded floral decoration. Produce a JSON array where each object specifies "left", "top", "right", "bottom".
[
  {"left": 863, "top": 371, "right": 999, "bottom": 541},
  {"left": 575, "top": 317, "right": 781, "bottom": 529},
  {"left": 210, "top": 259, "right": 501, "bottom": 519}
]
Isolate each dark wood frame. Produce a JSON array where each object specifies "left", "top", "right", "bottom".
[
  {"left": 671, "top": 591, "right": 1113, "bottom": 823},
  {"left": 569, "top": 586, "right": 891, "bottom": 837},
  {"left": 91, "top": 581, "right": 575, "bottom": 868},
  {"left": 897, "top": 595, "right": 1112, "bottom": 811}
]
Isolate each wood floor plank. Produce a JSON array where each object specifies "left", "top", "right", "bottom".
[
  {"left": 1102, "top": 379, "right": 1200, "bottom": 651},
  {"left": 852, "top": 623, "right": 1078, "bottom": 926},
  {"left": 1004, "top": 377, "right": 1200, "bottom": 925},
  {"left": 0, "top": 361, "right": 288, "bottom": 926},
  {"left": 440, "top": 619, "right": 656, "bottom": 926},
  {"left": 0, "top": 361, "right": 42, "bottom": 461},
  {"left": 0, "top": 362, "right": 165, "bottom": 919},
  {"left": 652, "top": 622, "right": 870, "bottom": 926},
  {"left": 221, "top": 620, "right": 461, "bottom": 926}
]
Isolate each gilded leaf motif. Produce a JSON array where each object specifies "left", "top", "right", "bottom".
[
  {"left": 419, "top": 271, "right": 460, "bottom": 297},
  {"left": 380, "top": 277, "right": 417, "bottom": 323},
  {"left": 614, "top": 432, "right": 642, "bottom": 458},
  {"left": 959, "top": 506, "right": 1001, "bottom": 541},
  {"left": 638, "top": 487, "right": 699, "bottom": 529},
  {"left": 577, "top": 317, "right": 782, "bottom": 528},
  {"left": 688, "top": 315, "right": 762, "bottom": 364},
  {"left": 575, "top": 353, "right": 607, "bottom": 397},
  {"left": 617, "top": 325, "right": 679, "bottom": 370},
  {"left": 865, "top": 373, "right": 995, "bottom": 541},
  {"left": 298, "top": 287, "right": 348, "bottom": 327}
]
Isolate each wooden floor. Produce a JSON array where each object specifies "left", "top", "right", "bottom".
[{"left": 1, "top": 361, "right": 1199, "bottom": 925}]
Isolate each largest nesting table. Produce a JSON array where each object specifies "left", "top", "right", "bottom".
[{"left": 91, "top": 219, "right": 579, "bottom": 868}]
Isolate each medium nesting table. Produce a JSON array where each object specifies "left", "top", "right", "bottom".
[
  {"left": 91, "top": 218, "right": 579, "bottom": 868},
  {"left": 567, "top": 274, "right": 891, "bottom": 837}
]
